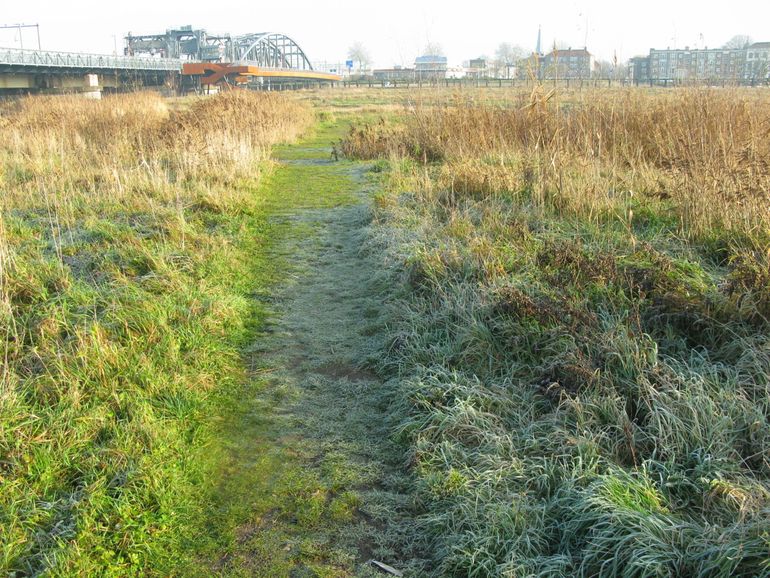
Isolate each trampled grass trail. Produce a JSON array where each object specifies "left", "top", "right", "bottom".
[{"left": 203, "top": 119, "right": 418, "bottom": 577}]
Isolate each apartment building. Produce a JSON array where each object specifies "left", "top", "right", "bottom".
[
  {"left": 630, "top": 43, "right": 769, "bottom": 84},
  {"left": 628, "top": 55, "right": 651, "bottom": 83},
  {"left": 745, "top": 42, "right": 770, "bottom": 81},
  {"left": 541, "top": 48, "right": 594, "bottom": 79}
]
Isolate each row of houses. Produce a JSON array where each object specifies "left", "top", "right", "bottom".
[
  {"left": 468, "top": 51, "right": 595, "bottom": 80},
  {"left": 369, "top": 41, "right": 770, "bottom": 84},
  {"left": 629, "top": 42, "right": 770, "bottom": 84},
  {"left": 527, "top": 42, "right": 770, "bottom": 83},
  {"left": 372, "top": 49, "right": 595, "bottom": 82}
]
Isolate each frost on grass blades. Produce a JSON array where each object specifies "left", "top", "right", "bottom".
[{"left": 346, "top": 87, "right": 770, "bottom": 577}]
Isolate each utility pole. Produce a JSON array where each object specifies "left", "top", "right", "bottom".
[{"left": 0, "top": 23, "right": 41, "bottom": 50}]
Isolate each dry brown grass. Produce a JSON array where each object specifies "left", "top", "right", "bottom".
[
  {"left": 0, "top": 91, "right": 313, "bottom": 210},
  {"left": 344, "top": 88, "right": 770, "bottom": 244}
]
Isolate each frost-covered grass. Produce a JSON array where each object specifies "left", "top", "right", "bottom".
[{"left": 350, "top": 88, "right": 770, "bottom": 576}]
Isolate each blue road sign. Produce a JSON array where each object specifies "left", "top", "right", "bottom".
[{"left": 346, "top": 59, "right": 354, "bottom": 69}]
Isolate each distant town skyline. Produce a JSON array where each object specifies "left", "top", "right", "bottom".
[{"left": 2, "top": 0, "right": 769, "bottom": 67}]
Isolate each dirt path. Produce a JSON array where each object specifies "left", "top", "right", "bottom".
[{"left": 210, "top": 122, "right": 418, "bottom": 577}]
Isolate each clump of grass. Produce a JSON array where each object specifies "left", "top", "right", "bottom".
[
  {"left": 358, "top": 87, "right": 770, "bottom": 576},
  {"left": 340, "top": 117, "right": 408, "bottom": 160},
  {"left": 0, "top": 91, "right": 313, "bottom": 575}
]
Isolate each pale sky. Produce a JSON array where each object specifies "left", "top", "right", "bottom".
[{"left": 2, "top": 1, "right": 769, "bottom": 67}]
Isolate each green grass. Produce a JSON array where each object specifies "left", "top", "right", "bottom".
[
  {"left": 0, "top": 107, "right": 354, "bottom": 575},
  {"left": 259, "top": 163, "right": 358, "bottom": 209},
  {"left": 1, "top": 179, "right": 272, "bottom": 575},
  {"left": 7, "top": 87, "right": 768, "bottom": 577}
]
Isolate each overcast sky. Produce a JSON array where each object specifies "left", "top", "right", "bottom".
[{"left": 2, "top": 1, "right": 769, "bottom": 67}]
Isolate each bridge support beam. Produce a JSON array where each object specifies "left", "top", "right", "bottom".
[
  {"left": 0, "top": 72, "right": 101, "bottom": 94},
  {"left": 82, "top": 74, "right": 102, "bottom": 99},
  {"left": 0, "top": 74, "right": 35, "bottom": 89},
  {"left": 181, "top": 62, "right": 341, "bottom": 91},
  {"left": 0, "top": 70, "right": 177, "bottom": 95}
]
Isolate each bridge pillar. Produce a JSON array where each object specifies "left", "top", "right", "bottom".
[{"left": 83, "top": 74, "right": 102, "bottom": 99}]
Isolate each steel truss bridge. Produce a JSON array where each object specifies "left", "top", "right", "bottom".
[
  {"left": 180, "top": 32, "right": 340, "bottom": 87},
  {"left": 0, "top": 28, "right": 340, "bottom": 92}
]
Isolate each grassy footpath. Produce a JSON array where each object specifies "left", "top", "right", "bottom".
[
  {"left": 1, "top": 92, "right": 418, "bottom": 577},
  {"left": 200, "top": 118, "right": 420, "bottom": 577}
]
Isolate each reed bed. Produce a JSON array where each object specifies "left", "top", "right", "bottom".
[{"left": 345, "top": 88, "right": 770, "bottom": 244}]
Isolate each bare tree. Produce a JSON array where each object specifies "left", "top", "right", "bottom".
[
  {"left": 423, "top": 42, "right": 445, "bottom": 57},
  {"left": 723, "top": 35, "right": 753, "bottom": 49},
  {"left": 595, "top": 60, "right": 620, "bottom": 78},
  {"left": 494, "top": 42, "right": 526, "bottom": 78},
  {"left": 594, "top": 52, "right": 627, "bottom": 80},
  {"left": 347, "top": 42, "right": 371, "bottom": 74}
]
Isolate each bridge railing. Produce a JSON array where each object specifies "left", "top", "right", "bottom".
[{"left": 0, "top": 47, "right": 181, "bottom": 71}]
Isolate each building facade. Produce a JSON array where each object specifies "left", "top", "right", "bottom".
[
  {"left": 467, "top": 58, "right": 488, "bottom": 79},
  {"left": 540, "top": 48, "right": 594, "bottom": 79},
  {"left": 745, "top": 42, "right": 770, "bottom": 81},
  {"left": 628, "top": 56, "right": 650, "bottom": 83},
  {"left": 651, "top": 48, "right": 744, "bottom": 83},
  {"left": 630, "top": 44, "right": 769, "bottom": 84},
  {"left": 415, "top": 55, "right": 448, "bottom": 80}
]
